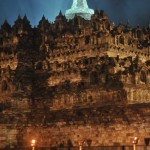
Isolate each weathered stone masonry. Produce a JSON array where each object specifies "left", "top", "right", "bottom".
[{"left": 0, "top": 10, "right": 150, "bottom": 148}]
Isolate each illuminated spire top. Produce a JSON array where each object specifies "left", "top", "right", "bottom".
[{"left": 65, "top": 0, "right": 94, "bottom": 20}]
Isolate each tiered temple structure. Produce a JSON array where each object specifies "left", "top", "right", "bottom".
[{"left": 0, "top": 0, "right": 150, "bottom": 149}]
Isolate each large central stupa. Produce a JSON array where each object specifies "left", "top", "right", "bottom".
[{"left": 65, "top": 0, "right": 94, "bottom": 20}]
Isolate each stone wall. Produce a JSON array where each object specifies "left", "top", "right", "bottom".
[
  {"left": 22, "top": 122, "right": 150, "bottom": 147},
  {"left": 0, "top": 125, "right": 18, "bottom": 149},
  {"left": 0, "top": 104, "right": 149, "bottom": 148}
]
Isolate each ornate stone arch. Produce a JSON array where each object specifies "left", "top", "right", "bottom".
[
  {"left": 90, "top": 71, "right": 99, "bottom": 85},
  {"left": 74, "top": 16, "right": 81, "bottom": 26},
  {"left": 137, "top": 30, "right": 143, "bottom": 39},
  {"left": 92, "top": 21, "right": 97, "bottom": 30},
  {"left": 35, "top": 61, "right": 43, "bottom": 70},
  {"left": 140, "top": 70, "right": 147, "bottom": 83},
  {"left": 85, "top": 35, "right": 90, "bottom": 44},
  {"left": 1, "top": 80, "right": 8, "bottom": 92},
  {"left": 119, "top": 35, "right": 124, "bottom": 45}
]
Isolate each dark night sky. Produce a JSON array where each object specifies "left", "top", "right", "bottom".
[{"left": 0, "top": 0, "right": 150, "bottom": 27}]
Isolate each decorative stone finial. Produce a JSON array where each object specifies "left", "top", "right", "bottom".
[{"left": 65, "top": 0, "right": 94, "bottom": 20}]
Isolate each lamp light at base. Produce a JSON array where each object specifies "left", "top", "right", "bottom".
[{"left": 31, "top": 139, "right": 36, "bottom": 147}]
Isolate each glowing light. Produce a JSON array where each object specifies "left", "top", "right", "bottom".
[
  {"left": 132, "top": 137, "right": 139, "bottom": 150},
  {"left": 65, "top": 0, "right": 94, "bottom": 20},
  {"left": 31, "top": 139, "right": 36, "bottom": 147},
  {"left": 132, "top": 137, "right": 139, "bottom": 144},
  {"left": 134, "top": 137, "right": 138, "bottom": 140}
]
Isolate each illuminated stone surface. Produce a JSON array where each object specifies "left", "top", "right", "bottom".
[
  {"left": 65, "top": 0, "right": 94, "bottom": 20},
  {"left": 0, "top": 9, "right": 150, "bottom": 149}
]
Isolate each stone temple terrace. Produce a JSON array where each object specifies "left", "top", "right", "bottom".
[{"left": 0, "top": 0, "right": 150, "bottom": 149}]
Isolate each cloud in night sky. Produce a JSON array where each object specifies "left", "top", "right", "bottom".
[{"left": 0, "top": 0, "right": 150, "bottom": 27}]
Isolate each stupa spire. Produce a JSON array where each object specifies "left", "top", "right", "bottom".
[{"left": 65, "top": 0, "right": 94, "bottom": 20}]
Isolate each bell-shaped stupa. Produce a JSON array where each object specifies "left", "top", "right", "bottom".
[{"left": 65, "top": 0, "right": 94, "bottom": 20}]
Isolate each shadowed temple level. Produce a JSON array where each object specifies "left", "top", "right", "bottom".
[{"left": 0, "top": 4, "right": 150, "bottom": 149}]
